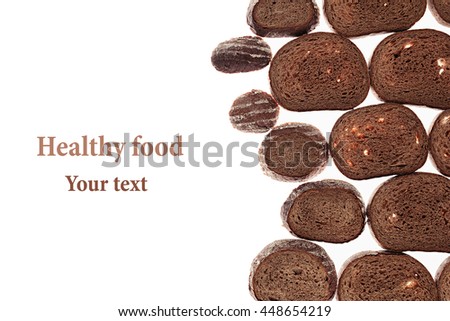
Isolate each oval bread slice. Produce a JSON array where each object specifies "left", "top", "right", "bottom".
[
  {"left": 430, "top": 110, "right": 450, "bottom": 176},
  {"left": 338, "top": 251, "right": 438, "bottom": 301},
  {"left": 330, "top": 103, "right": 428, "bottom": 180},
  {"left": 368, "top": 172, "right": 450, "bottom": 253},
  {"left": 249, "top": 239, "right": 337, "bottom": 301},
  {"left": 281, "top": 180, "right": 365, "bottom": 243},
  {"left": 269, "top": 32, "right": 369, "bottom": 112},
  {"left": 324, "top": 0, "right": 426, "bottom": 37},
  {"left": 370, "top": 29, "right": 450, "bottom": 110}
]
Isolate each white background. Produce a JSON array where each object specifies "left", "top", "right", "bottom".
[{"left": 0, "top": 0, "right": 449, "bottom": 320}]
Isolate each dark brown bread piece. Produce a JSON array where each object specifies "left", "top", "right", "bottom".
[
  {"left": 430, "top": 0, "right": 450, "bottom": 25},
  {"left": 324, "top": 0, "right": 426, "bottom": 37},
  {"left": 249, "top": 239, "right": 337, "bottom": 301},
  {"left": 368, "top": 173, "right": 450, "bottom": 253},
  {"left": 259, "top": 123, "right": 328, "bottom": 182},
  {"left": 281, "top": 180, "right": 365, "bottom": 243},
  {"left": 370, "top": 29, "right": 450, "bottom": 110},
  {"left": 269, "top": 32, "right": 369, "bottom": 111},
  {"left": 430, "top": 110, "right": 450, "bottom": 176},
  {"left": 330, "top": 103, "right": 428, "bottom": 180},
  {"left": 436, "top": 257, "right": 450, "bottom": 300},
  {"left": 229, "top": 90, "right": 279, "bottom": 133},
  {"left": 338, "top": 251, "right": 439, "bottom": 301},
  {"left": 247, "top": 0, "right": 319, "bottom": 37},
  {"left": 211, "top": 36, "right": 272, "bottom": 73}
]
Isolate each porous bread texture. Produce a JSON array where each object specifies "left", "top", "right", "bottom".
[
  {"left": 247, "top": 0, "right": 319, "bottom": 37},
  {"left": 370, "top": 29, "right": 450, "bottom": 110},
  {"left": 330, "top": 103, "right": 428, "bottom": 180},
  {"left": 430, "top": 110, "right": 450, "bottom": 176},
  {"left": 368, "top": 172, "right": 450, "bottom": 253},
  {"left": 269, "top": 32, "right": 369, "bottom": 112},
  {"left": 338, "top": 251, "right": 439, "bottom": 301},
  {"left": 324, "top": 0, "right": 426, "bottom": 37},
  {"left": 436, "top": 257, "right": 450, "bottom": 300},
  {"left": 430, "top": 0, "right": 450, "bottom": 25},
  {"left": 259, "top": 122, "right": 328, "bottom": 182},
  {"left": 249, "top": 239, "right": 337, "bottom": 301},
  {"left": 281, "top": 180, "right": 365, "bottom": 243}
]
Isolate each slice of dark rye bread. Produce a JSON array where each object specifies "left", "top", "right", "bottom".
[
  {"left": 430, "top": 110, "right": 450, "bottom": 176},
  {"left": 337, "top": 251, "right": 438, "bottom": 301},
  {"left": 229, "top": 90, "right": 279, "bottom": 133},
  {"left": 436, "top": 257, "right": 450, "bottom": 300},
  {"left": 269, "top": 32, "right": 369, "bottom": 112},
  {"left": 281, "top": 180, "right": 365, "bottom": 243},
  {"left": 370, "top": 29, "right": 450, "bottom": 110},
  {"left": 324, "top": 0, "right": 426, "bottom": 37},
  {"left": 249, "top": 239, "right": 337, "bottom": 301},
  {"left": 430, "top": 0, "right": 450, "bottom": 25},
  {"left": 247, "top": 0, "right": 319, "bottom": 37},
  {"left": 329, "top": 103, "right": 428, "bottom": 180},
  {"left": 211, "top": 36, "right": 272, "bottom": 74},
  {"left": 368, "top": 173, "right": 450, "bottom": 253},
  {"left": 259, "top": 123, "right": 328, "bottom": 182}
]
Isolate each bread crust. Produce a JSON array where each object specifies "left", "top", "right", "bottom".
[
  {"left": 259, "top": 122, "right": 328, "bottom": 182},
  {"left": 436, "top": 256, "right": 450, "bottom": 300},
  {"left": 229, "top": 90, "right": 279, "bottom": 133},
  {"left": 330, "top": 103, "right": 428, "bottom": 180},
  {"left": 269, "top": 32, "right": 369, "bottom": 111},
  {"left": 211, "top": 36, "right": 272, "bottom": 73},
  {"left": 324, "top": 0, "right": 426, "bottom": 37},
  {"left": 281, "top": 179, "right": 365, "bottom": 243},
  {"left": 247, "top": 0, "right": 319, "bottom": 37},
  {"left": 370, "top": 29, "right": 450, "bottom": 110},
  {"left": 249, "top": 239, "right": 337, "bottom": 301},
  {"left": 429, "top": 0, "right": 450, "bottom": 26},
  {"left": 337, "top": 251, "right": 439, "bottom": 301},
  {"left": 367, "top": 172, "right": 450, "bottom": 253},
  {"left": 429, "top": 110, "right": 450, "bottom": 176}
]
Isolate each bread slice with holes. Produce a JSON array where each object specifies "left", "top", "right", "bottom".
[
  {"left": 329, "top": 103, "right": 428, "bottom": 180},
  {"left": 324, "top": 0, "right": 426, "bottom": 37},
  {"left": 247, "top": 0, "right": 319, "bottom": 37},
  {"left": 370, "top": 29, "right": 450, "bottom": 110},
  {"left": 281, "top": 180, "right": 365, "bottom": 243},
  {"left": 249, "top": 239, "right": 337, "bottom": 301},
  {"left": 368, "top": 172, "right": 450, "bottom": 253},
  {"left": 430, "top": 110, "right": 450, "bottom": 176},
  {"left": 259, "top": 123, "right": 328, "bottom": 182},
  {"left": 269, "top": 32, "right": 369, "bottom": 112},
  {"left": 436, "top": 257, "right": 450, "bottom": 300},
  {"left": 338, "top": 251, "right": 438, "bottom": 301},
  {"left": 430, "top": 0, "right": 450, "bottom": 25}
]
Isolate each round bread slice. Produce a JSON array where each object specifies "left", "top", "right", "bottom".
[
  {"left": 436, "top": 257, "right": 450, "bottom": 300},
  {"left": 259, "top": 123, "right": 328, "bottom": 182},
  {"left": 247, "top": 0, "right": 319, "bottom": 37},
  {"left": 324, "top": 0, "right": 426, "bottom": 37},
  {"left": 330, "top": 103, "right": 428, "bottom": 180},
  {"left": 229, "top": 90, "right": 279, "bottom": 133},
  {"left": 370, "top": 29, "right": 450, "bottom": 110},
  {"left": 338, "top": 251, "right": 439, "bottom": 301},
  {"left": 430, "top": 0, "right": 450, "bottom": 25},
  {"left": 430, "top": 110, "right": 450, "bottom": 176},
  {"left": 281, "top": 180, "right": 365, "bottom": 243},
  {"left": 269, "top": 32, "right": 369, "bottom": 112},
  {"left": 249, "top": 239, "right": 337, "bottom": 301},
  {"left": 368, "top": 172, "right": 450, "bottom": 253}
]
